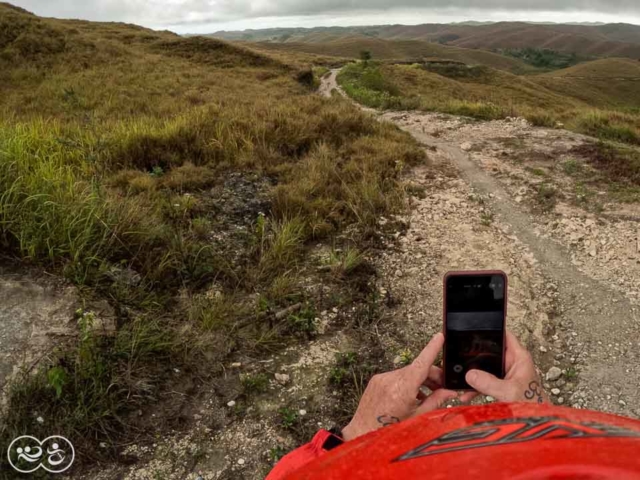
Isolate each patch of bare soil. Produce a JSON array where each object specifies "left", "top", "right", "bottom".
[{"left": 0, "top": 265, "right": 114, "bottom": 401}]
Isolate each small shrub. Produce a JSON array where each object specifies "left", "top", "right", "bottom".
[
  {"left": 526, "top": 111, "right": 558, "bottom": 128},
  {"left": 189, "top": 293, "right": 245, "bottom": 331},
  {"left": 161, "top": 162, "right": 216, "bottom": 191},
  {"left": 269, "top": 446, "right": 287, "bottom": 463},
  {"left": 565, "top": 367, "right": 578, "bottom": 379},
  {"left": 241, "top": 373, "right": 269, "bottom": 395},
  {"left": 255, "top": 216, "right": 306, "bottom": 278},
  {"left": 278, "top": 407, "right": 299, "bottom": 430},
  {"left": 526, "top": 167, "right": 547, "bottom": 177},
  {"left": 286, "top": 304, "right": 317, "bottom": 336},
  {"left": 190, "top": 217, "right": 213, "bottom": 240},
  {"left": 562, "top": 159, "right": 583, "bottom": 176},
  {"left": 480, "top": 212, "right": 494, "bottom": 226},
  {"left": 327, "top": 247, "right": 365, "bottom": 277},
  {"left": 397, "top": 348, "right": 414, "bottom": 366},
  {"left": 329, "top": 352, "right": 357, "bottom": 386},
  {"left": 536, "top": 183, "right": 558, "bottom": 213}
]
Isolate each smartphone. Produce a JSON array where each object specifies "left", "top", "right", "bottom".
[{"left": 443, "top": 271, "right": 507, "bottom": 390}]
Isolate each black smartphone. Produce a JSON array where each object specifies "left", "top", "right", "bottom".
[{"left": 443, "top": 271, "right": 507, "bottom": 390}]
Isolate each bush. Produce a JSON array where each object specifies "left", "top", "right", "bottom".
[{"left": 573, "top": 111, "right": 640, "bottom": 145}]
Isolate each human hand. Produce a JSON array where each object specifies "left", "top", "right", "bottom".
[
  {"left": 465, "top": 331, "right": 550, "bottom": 404},
  {"left": 341, "top": 333, "right": 473, "bottom": 441}
]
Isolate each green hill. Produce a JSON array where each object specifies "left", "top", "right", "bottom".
[
  {"left": 249, "top": 36, "right": 536, "bottom": 73},
  {"left": 540, "top": 57, "right": 640, "bottom": 78},
  {"left": 532, "top": 58, "right": 640, "bottom": 109}
]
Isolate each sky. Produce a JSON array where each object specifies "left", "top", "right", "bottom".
[{"left": 11, "top": 0, "right": 640, "bottom": 34}]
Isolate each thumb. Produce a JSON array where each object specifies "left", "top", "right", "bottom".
[{"left": 466, "top": 369, "right": 509, "bottom": 399}]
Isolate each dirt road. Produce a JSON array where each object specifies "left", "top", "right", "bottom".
[{"left": 321, "top": 71, "right": 640, "bottom": 418}]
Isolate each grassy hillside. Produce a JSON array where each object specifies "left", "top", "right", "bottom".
[
  {"left": 338, "top": 61, "right": 580, "bottom": 118},
  {"left": 211, "top": 22, "right": 640, "bottom": 60},
  {"left": 446, "top": 22, "right": 640, "bottom": 59},
  {"left": 249, "top": 36, "right": 535, "bottom": 73},
  {"left": 337, "top": 61, "right": 640, "bottom": 144},
  {"left": 541, "top": 57, "right": 640, "bottom": 78},
  {"left": 0, "top": 2, "right": 425, "bottom": 465},
  {"left": 532, "top": 58, "right": 640, "bottom": 109}
]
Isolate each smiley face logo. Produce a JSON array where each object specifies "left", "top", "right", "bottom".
[{"left": 7, "top": 435, "right": 75, "bottom": 473}]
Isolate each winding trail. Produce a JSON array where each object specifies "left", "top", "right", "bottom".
[
  {"left": 318, "top": 69, "right": 342, "bottom": 98},
  {"left": 321, "top": 69, "right": 640, "bottom": 418}
]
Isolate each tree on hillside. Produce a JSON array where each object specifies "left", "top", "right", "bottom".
[{"left": 360, "top": 50, "right": 372, "bottom": 65}]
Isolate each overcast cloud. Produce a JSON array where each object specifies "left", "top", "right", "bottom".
[{"left": 11, "top": 0, "right": 640, "bottom": 33}]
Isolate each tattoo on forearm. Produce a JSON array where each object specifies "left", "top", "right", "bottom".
[
  {"left": 376, "top": 415, "right": 400, "bottom": 427},
  {"left": 524, "top": 381, "right": 544, "bottom": 403}
]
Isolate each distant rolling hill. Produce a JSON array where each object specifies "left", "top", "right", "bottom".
[
  {"left": 532, "top": 58, "right": 640, "bottom": 108},
  {"left": 210, "top": 22, "right": 640, "bottom": 60},
  {"left": 247, "top": 36, "right": 536, "bottom": 74}
]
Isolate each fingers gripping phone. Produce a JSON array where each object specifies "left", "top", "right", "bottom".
[{"left": 443, "top": 271, "right": 507, "bottom": 390}]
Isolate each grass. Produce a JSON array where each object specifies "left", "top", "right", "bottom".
[
  {"left": 337, "top": 61, "right": 640, "bottom": 147},
  {"left": 562, "top": 158, "right": 583, "bottom": 176},
  {"left": 241, "top": 373, "right": 270, "bottom": 395},
  {"left": 327, "top": 348, "right": 383, "bottom": 428},
  {"left": 3, "top": 314, "right": 176, "bottom": 458},
  {"left": 326, "top": 247, "right": 365, "bottom": 277},
  {"left": 480, "top": 212, "right": 495, "bottom": 226},
  {"left": 574, "top": 142, "right": 640, "bottom": 185},
  {"left": 279, "top": 407, "right": 300, "bottom": 430},
  {"left": 535, "top": 183, "right": 559, "bottom": 213},
  {"left": 573, "top": 111, "right": 640, "bottom": 145},
  {"left": 0, "top": 3, "right": 426, "bottom": 466},
  {"left": 526, "top": 167, "right": 547, "bottom": 177}
]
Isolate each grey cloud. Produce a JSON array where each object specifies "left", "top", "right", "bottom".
[
  {"left": 251, "top": 0, "right": 640, "bottom": 17},
  {"left": 11, "top": 0, "right": 640, "bottom": 27}
]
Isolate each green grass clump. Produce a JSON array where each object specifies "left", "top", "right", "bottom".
[
  {"left": 573, "top": 111, "right": 640, "bottom": 145},
  {"left": 278, "top": 407, "right": 300, "bottom": 430},
  {"left": 1, "top": 313, "right": 175, "bottom": 459},
  {"left": 241, "top": 373, "right": 270, "bottom": 395},
  {"left": 337, "top": 62, "right": 418, "bottom": 110},
  {"left": 326, "top": 247, "right": 365, "bottom": 277},
  {"left": 562, "top": 159, "right": 583, "bottom": 176},
  {"left": 535, "top": 183, "right": 559, "bottom": 213}
]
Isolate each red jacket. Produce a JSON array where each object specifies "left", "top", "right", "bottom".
[
  {"left": 266, "top": 430, "right": 335, "bottom": 480},
  {"left": 265, "top": 404, "right": 640, "bottom": 480}
]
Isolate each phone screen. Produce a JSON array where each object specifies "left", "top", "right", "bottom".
[{"left": 444, "top": 273, "right": 506, "bottom": 390}]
